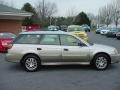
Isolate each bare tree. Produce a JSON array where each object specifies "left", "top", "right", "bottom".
[
  {"left": 35, "top": 0, "right": 57, "bottom": 26},
  {"left": 112, "top": 0, "right": 120, "bottom": 28},
  {"left": 65, "top": 7, "right": 78, "bottom": 25},
  {"left": 66, "top": 7, "right": 78, "bottom": 17},
  {"left": 87, "top": 13, "right": 97, "bottom": 26},
  {"left": 0, "top": 0, "right": 6, "bottom": 4},
  {"left": 0, "top": 0, "right": 15, "bottom": 8},
  {"left": 97, "top": 8, "right": 105, "bottom": 25},
  {"left": 98, "top": 4, "right": 114, "bottom": 27}
]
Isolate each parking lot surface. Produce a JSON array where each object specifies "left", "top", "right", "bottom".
[{"left": 0, "top": 32, "right": 120, "bottom": 90}]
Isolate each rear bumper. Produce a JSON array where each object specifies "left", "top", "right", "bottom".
[
  {"left": 116, "top": 36, "right": 120, "bottom": 39},
  {"left": 0, "top": 47, "right": 8, "bottom": 53},
  {"left": 5, "top": 53, "right": 21, "bottom": 63},
  {"left": 111, "top": 54, "right": 120, "bottom": 64}
]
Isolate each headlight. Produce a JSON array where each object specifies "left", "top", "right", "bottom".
[
  {"left": 84, "top": 33, "right": 88, "bottom": 37},
  {"left": 114, "top": 48, "right": 118, "bottom": 54}
]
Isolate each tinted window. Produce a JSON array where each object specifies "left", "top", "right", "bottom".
[
  {"left": 40, "top": 35, "right": 60, "bottom": 45},
  {"left": 14, "top": 34, "right": 40, "bottom": 44},
  {"left": 60, "top": 35, "right": 80, "bottom": 46}
]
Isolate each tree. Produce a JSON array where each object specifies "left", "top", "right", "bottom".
[
  {"left": 73, "top": 12, "right": 91, "bottom": 26},
  {"left": 35, "top": 0, "right": 57, "bottom": 27},
  {"left": 112, "top": 0, "right": 120, "bottom": 28},
  {"left": 0, "top": 0, "right": 6, "bottom": 4},
  {"left": 65, "top": 7, "right": 77, "bottom": 25},
  {"left": 66, "top": 7, "right": 78, "bottom": 17},
  {"left": 97, "top": 0, "right": 120, "bottom": 28},
  {"left": 98, "top": 4, "right": 114, "bottom": 27},
  {"left": 21, "top": 3, "right": 39, "bottom": 26},
  {"left": 0, "top": 0, "right": 15, "bottom": 8}
]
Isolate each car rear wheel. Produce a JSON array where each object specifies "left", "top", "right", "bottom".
[
  {"left": 22, "top": 55, "right": 41, "bottom": 72},
  {"left": 93, "top": 54, "right": 110, "bottom": 70}
]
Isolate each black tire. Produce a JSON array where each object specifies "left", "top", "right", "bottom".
[
  {"left": 22, "top": 55, "right": 41, "bottom": 72},
  {"left": 92, "top": 54, "right": 110, "bottom": 70},
  {"left": 117, "top": 37, "right": 120, "bottom": 40}
]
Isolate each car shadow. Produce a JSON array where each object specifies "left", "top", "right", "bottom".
[
  {"left": 40, "top": 65, "right": 92, "bottom": 71},
  {"left": 8, "top": 63, "right": 118, "bottom": 72},
  {"left": 7, "top": 63, "right": 24, "bottom": 72}
]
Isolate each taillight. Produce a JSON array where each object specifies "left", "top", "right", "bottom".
[
  {"left": 116, "top": 34, "right": 120, "bottom": 36},
  {"left": 1, "top": 40, "right": 13, "bottom": 49},
  {"left": 7, "top": 43, "right": 13, "bottom": 49},
  {"left": 2, "top": 41, "right": 8, "bottom": 46},
  {"left": 0, "top": 45, "right": 2, "bottom": 49}
]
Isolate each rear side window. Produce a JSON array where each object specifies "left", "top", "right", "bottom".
[
  {"left": 40, "top": 35, "right": 60, "bottom": 45},
  {"left": 14, "top": 34, "right": 40, "bottom": 44}
]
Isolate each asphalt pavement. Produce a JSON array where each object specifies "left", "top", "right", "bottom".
[{"left": 0, "top": 32, "right": 120, "bottom": 90}]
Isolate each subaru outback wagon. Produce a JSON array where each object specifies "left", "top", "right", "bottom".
[{"left": 6, "top": 31, "right": 120, "bottom": 72}]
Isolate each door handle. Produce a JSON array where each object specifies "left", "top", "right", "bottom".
[
  {"left": 37, "top": 48, "right": 42, "bottom": 50},
  {"left": 64, "top": 48, "right": 69, "bottom": 51}
]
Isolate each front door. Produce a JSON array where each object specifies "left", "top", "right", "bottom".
[{"left": 60, "top": 35, "right": 90, "bottom": 62}]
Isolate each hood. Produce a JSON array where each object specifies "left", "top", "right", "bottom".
[
  {"left": 70, "top": 31, "right": 87, "bottom": 35},
  {"left": 90, "top": 43, "right": 115, "bottom": 51},
  {"left": 101, "top": 30, "right": 110, "bottom": 32}
]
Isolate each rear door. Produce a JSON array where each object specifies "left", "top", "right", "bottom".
[{"left": 39, "top": 34, "right": 62, "bottom": 63}]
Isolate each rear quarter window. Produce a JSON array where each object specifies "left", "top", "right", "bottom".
[{"left": 14, "top": 34, "right": 41, "bottom": 44}]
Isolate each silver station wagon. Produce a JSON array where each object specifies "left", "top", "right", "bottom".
[{"left": 6, "top": 31, "right": 120, "bottom": 72}]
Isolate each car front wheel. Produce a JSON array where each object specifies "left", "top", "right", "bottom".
[
  {"left": 22, "top": 55, "right": 41, "bottom": 72},
  {"left": 93, "top": 54, "right": 110, "bottom": 70}
]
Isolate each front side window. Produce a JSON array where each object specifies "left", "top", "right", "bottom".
[
  {"left": 14, "top": 34, "right": 40, "bottom": 44},
  {"left": 60, "top": 35, "right": 80, "bottom": 46},
  {"left": 40, "top": 35, "right": 60, "bottom": 45}
]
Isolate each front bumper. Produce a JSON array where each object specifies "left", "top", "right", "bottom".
[
  {"left": 116, "top": 36, "right": 120, "bottom": 39},
  {"left": 101, "top": 32, "right": 107, "bottom": 35},
  {"left": 111, "top": 54, "right": 120, "bottom": 64}
]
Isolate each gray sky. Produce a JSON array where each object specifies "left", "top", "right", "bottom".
[{"left": 4, "top": 0, "right": 113, "bottom": 16}]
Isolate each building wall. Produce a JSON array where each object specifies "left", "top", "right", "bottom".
[{"left": 0, "top": 19, "right": 22, "bottom": 34}]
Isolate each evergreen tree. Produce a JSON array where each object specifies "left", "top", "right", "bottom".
[
  {"left": 74, "top": 12, "right": 91, "bottom": 26},
  {"left": 21, "top": 3, "right": 39, "bottom": 26}
]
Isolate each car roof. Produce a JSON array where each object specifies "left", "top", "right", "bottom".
[
  {"left": 68, "top": 25, "right": 80, "bottom": 28},
  {"left": 0, "top": 33, "right": 14, "bottom": 34},
  {"left": 20, "top": 31, "right": 68, "bottom": 35}
]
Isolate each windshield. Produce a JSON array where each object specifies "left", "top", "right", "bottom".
[
  {"left": 68, "top": 27, "right": 84, "bottom": 32},
  {"left": 0, "top": 33, "right": 16, "bottom": 38},
  {"left": 110, "top": 29, "right": 116, "bottom": 32},
  {"left": 48, "top": 26, "right": 59, "bottom": 31},
  {"left": 110, "top": 29, "right": 120, "bottom": 32}
]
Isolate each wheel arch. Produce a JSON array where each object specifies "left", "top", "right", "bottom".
[
  {"left": 20, "top": 53, "right": 41, "bottom": 64},
  {"left": 91, "top": 52, "right": 111, "bottom": 64}
]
